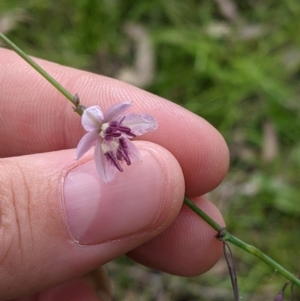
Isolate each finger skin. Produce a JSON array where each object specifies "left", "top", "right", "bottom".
[
  {"left": 0, "top": 48, "right": 229, "bottom": 197},
  {"left": 13, "top": 276, "right": 108, "bottom": 301}
]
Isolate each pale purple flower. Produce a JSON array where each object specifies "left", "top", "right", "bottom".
[{"left": 75, "top": 102, "right": 157, "bottom": 183}]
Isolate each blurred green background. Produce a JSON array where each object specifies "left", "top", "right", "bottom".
[{"left": 1, "top": 0, "right": 300, "bottom": 300}]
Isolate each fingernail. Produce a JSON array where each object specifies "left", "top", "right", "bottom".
[{"left": 63, "top": 149, "right": 165, "bottom": 245}]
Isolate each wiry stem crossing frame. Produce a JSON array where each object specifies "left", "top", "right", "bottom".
[{"left": 184, "top": 197, "right": 300, "bottom": 288}]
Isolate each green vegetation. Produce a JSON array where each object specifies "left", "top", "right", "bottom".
[{"left": 1, "top": 0, "right": 300, "bottom": 299}]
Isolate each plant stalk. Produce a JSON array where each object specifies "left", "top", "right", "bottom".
[
  {"left": 183, "top": 197, "right": 300, "bottom": 287},
  {"left": 0, "top": 33, "right": 83, "bottom": 115}
]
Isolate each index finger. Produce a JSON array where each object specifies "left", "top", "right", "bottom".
[{"left": 0, "top": 48, "right": 229, "bottom": 196}]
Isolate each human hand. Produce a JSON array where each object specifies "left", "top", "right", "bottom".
[{"left": 0, "top": 48, "right": 229, "bottom": 300}]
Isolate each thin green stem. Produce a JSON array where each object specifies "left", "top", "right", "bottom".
[
  {"left": 225, "top": 233, "right": 300, "bottom": 286},
  {"left": 0, "top": 33, "right": 83, "bottom": 115},
  {"left": 184, "top": 197, "right": 222, "bottom": 232},
  {"left": 183, "top": 197, "right": 300, "bottom": 288}
]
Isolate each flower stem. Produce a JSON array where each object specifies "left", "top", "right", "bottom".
[
  {"left": 183, "top": 197, "right": 300, "bottom": 288},
  {"left": 0, "top": 33, "right": 84, "bottom": 115}
]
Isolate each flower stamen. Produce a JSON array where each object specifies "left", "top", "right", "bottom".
[
  {"left": 105, "top": 152, "right": 123, "bottom": 172},
  {"left": 76, "top": 102, "right": 157, "bottom": 183}
]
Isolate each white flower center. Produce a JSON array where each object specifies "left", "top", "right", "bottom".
[
  {"left": 99, "top": 122, "right": 109, "bottom": 138},
  {"left": 101, "top": 143, "right": 110, "bottom": 153},
  {"left": 101, "top": 140, "right": 119, "bottom": 153},
  {"left": 110, "top": 140, "right": 119, "bottom": 151}
]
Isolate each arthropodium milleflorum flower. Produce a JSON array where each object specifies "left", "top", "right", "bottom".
[{"left": 75, "top": 102, "right": 158, "bottom": 183}]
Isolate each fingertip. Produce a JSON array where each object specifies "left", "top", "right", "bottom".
[{"left": 128, "top": 196, "right": 225, "bottom": 277}]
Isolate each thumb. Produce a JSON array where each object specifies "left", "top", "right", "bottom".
[{"left": 0, "top": 141, "right": 184, "bottom": 300}]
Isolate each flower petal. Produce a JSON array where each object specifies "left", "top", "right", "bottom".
[
  {"left": 125, "top": 139, "right": 141, "bottom": 163},
  {"left": 94, "top": 140, "right": 117, "bottom": 183},
  {"left": 82, "top": 106, "right": 104, "bottom": 131},
  {"left": 104, "top": 102, "right": 131, "bottom": 122},
  {"left": 122, "top": 113, "right": 158, "bottom": 136},
  {"left": 75, "top": 130, "right": 99, "bottom": 160}
]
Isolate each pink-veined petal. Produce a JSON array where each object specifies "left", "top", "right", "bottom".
[
  {"left": 94, "top": 140, "right": 117, "bottom": 183},
  {"left": 125, "top": 139, "right": 141, "bottom": 163},
  {"left": 82, "top": 106, "right": 104, "bottom": 131},
  {"left": 122, "top": 113, "right": 158, "bottom": 136},
  {"left": 75, "top": 130, "right": 99, "bottom": 160},
  {"left": 104, "top": 102, "right": 131, "bottom": 122}
]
